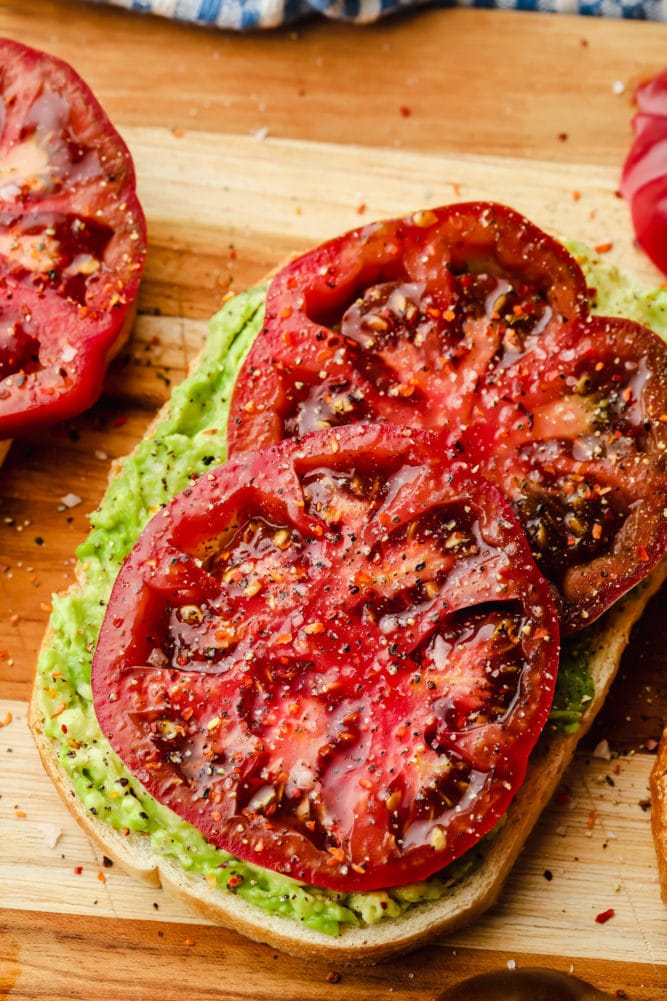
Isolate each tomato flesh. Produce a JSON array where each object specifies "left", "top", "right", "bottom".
[
  {"left": 92, "top": 424, "right": 559, "bottom": 892},
  {"left": 621, "top": 69, "right": 667, "bottom": 278},
  {"left": 227, "top": 202, "right": 667, "bottom": 633},
  {"left": 0, "top": 39, "right": 146, "bottom": 437}
]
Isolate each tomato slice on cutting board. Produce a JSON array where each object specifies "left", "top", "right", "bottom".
[
  {"left": 92, "top": 424, "right": 560, "bottom": 892},
  {"left": 0, "top": 38, "right": 146, "bottom": 438},
  {"left": 620, "top": 69, "right": 667, "bottom": 279},
  {"left": 227, "top": 202, "right": 667, "bottom": 633}
]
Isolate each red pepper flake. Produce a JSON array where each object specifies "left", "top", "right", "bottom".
[
  {"left": 73, "top": 865, "right": 83, "bottom": 875},
  {"left": 15, "top": 808, "right": 27, "bottom": 818},
  {"left": 572, "top": 190, "right": 581, "bottom": 201},
  {"left": 96, "top": 871, "right": 106, "bottom": 883},
  {"left": 171, "top": 126, "right": 184, "bottom": 138},
  {"left": 184, "top": 937, "right": 195, "bottom": 946},
  {"left": 227, "top": 874, "right": 244, "bottom": 889},
  {"left": 636, "top": 545, "right": 649, "bottom": 562},
  {"left": 586, "top": 809, "right": 597, "bottom": 830},
  {"left": 0, "top": 711, "right": 12, "bottom": 728},
  {"left": 594, "top": 241, "right": 613, "bottom": 254},
  {"left": 595, "top": 907, "right": 615, "bottom": 924},
  {"left": 556, "top": 790, "right": 571, "bottom": 805},
  {"left": 399, "top": 105, "right": 411, "bottom": 117},
  {"left": 112, "top": 415, "right": 127, "bottom": 427},
  {"left": 325, "top": 971, "right": 342, "bottom": 984},
  {"left": 356, "top": 202, "right": 366, "bottom": 215}
]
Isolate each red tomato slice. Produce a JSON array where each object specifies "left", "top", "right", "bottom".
[
  {"left": 634, "top": 68, "right": 667, "bottom": 118},
  {"left": 227, "top": 201, "right": 667, "bottom": 633},
  {"left": 92, "top": 424, "right": 559, "bottom": 892},
  {"left": 0, "top": 39, "right": 146, "bottom": 438},
  {"left": 621, "top": 69, "right": 667, "bottom": 278},
  {"left": 619, "top": 116, "right": 667, "bottom": 201}
]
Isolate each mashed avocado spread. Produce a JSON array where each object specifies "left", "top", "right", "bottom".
[{"left": 36, "top": 246, "right": 667, "bottom": 936}]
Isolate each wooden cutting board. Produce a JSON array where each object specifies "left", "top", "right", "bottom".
[{"left": 1, "top": 3, "right": 667, "bottom": 999}]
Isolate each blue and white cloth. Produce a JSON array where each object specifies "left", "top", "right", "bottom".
[{"left": 88, "top": 0, "right": 667, "bottom": 29}]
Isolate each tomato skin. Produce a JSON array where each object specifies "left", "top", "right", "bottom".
[
  {"left": 92, "top": 424, "right": 560, "bottom": 892},
  {"left": 227, "top": 201, "right": 667, "bottom": 634},
  {"left": 0, "top": 39, "right": 146, "bottom": 438},
  {"left": 621, "top": 69, "right": 667, "bottom": 278}
]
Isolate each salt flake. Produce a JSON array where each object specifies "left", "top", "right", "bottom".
[
  {"left": 39, "top": 823, "right": 63, "bottom": 849},
  {"left": 60, "top": 493, "right": 82, "bottom": 509}
]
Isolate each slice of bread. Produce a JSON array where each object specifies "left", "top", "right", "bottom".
[
  {"left": 28, "top": 561, "right": 666, "bottom": 962},
  {"left": 27, "top": 254, "right": 667, "bottom": 962}
]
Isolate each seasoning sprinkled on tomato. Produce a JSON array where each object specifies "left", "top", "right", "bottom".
[
  {"left": 92, "top": 424, "right": 560, "bottom": 893},
  {"left": 227, "top": 201, "right": 667, "bottom": 634},
  {"left": 0, "top": 39, "right": 146, "bottom": 439}
]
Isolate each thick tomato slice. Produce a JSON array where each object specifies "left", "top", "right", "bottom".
[
  {"left": 227, "top": 201, "right": 667, "bottom": 633},
  {"left": 620, "top": 69, "right": 667, "bottom": 278},
  {"left": 0, "top": 39, "right": 146, "bottom": 438},
  {"left": 92, "top": 424, "right": 559, "bottom": 892}
]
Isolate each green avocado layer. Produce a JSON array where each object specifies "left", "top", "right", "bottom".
[{"left": 36, "top": 250, "right": 667, "bottom": 936}]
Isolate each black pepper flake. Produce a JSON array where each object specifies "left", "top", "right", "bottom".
[
  {"left": 325, "top": 971, "right": 342, "bottom": 984},
  {"left": 543, "top": 869, "right": 553, "bottom": 881},
  {"left": 35, "top": 536, "right": 44, "bottom": 546},
  {"left": 102, "top": 855, "right": 113, "bottom": 868}
]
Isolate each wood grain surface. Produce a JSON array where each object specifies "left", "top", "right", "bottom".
[{"left": 1, "top": 2, "right": 667, "bottom": 998}]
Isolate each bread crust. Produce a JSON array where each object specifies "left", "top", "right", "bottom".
[
  {"left": 27, "top": 279, "right": 667, "bottom": 962},
  {"left": 650, "top": 722, "right": 667, "bottom": 905}
]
